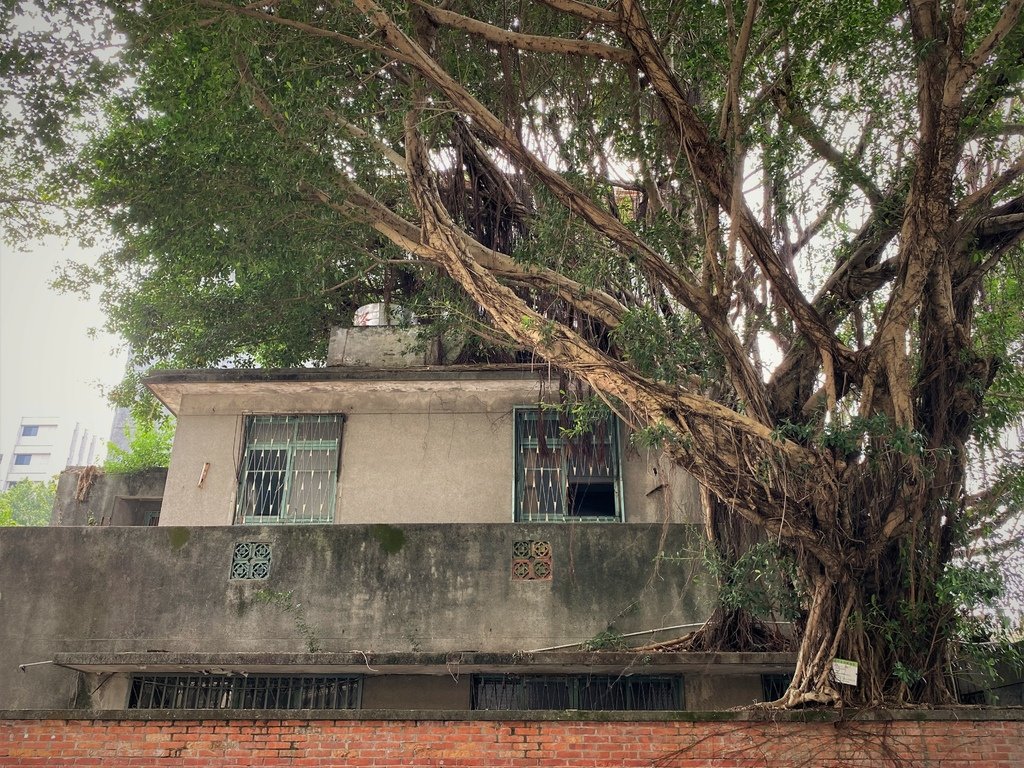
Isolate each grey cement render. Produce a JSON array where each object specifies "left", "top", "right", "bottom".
[
  {"left": 155, "top": 373, "right": 702, "bottom": 527},
  {"left": 52, "top": 467, "right": 167, "bottom": 526},
  {"left": 327, "top": 327, "right": 463, "bottom": 367},
  {"left": 0, "top": 523, "right": 716, "bottom": 710}
]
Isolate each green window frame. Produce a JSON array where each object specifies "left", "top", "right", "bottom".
[
  {"left": 513, "top": 407, "right": 622, "bottom": 522},
  {"left": 236, "top": 414, "right": 343, "bottom": 524}
]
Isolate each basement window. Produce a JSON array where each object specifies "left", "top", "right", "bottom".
[
  {"left": 472, "top": 675, "right": 681, "bottom": 711},
  {"left": 514, "top": 408, "right": 621, "bottom": 522},
  {"left": 760, "top": 673, "right": 792, "bottom": 702},
  {"left": 127, "top": 674, "right": 361, "bottom": 710},
  {"left": 236, "top": 414, "right": 343, "bottom": 524}
]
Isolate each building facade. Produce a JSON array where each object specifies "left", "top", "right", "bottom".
[{"left": 1, "top": 416, "right": 101, "bottom": 490}]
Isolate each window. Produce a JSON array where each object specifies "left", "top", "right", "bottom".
[
  {"left": 13, "top": 454, "right": 31, "bottom": 466},
  {"left": 761, "top": 673, "right": 792, "bottom": 702},
  {"left": 236, "top": 415, "right": 343, "bottom": 524},
  {"left": 128, "top": 674, "right": 361, "bottom": 709},
  {"left": 21, "top": 425, "right": 39, "bottom": 437},
  {"left": 472, "top": 675, "right": 681, "bottom": 711},
  {"left": 514, "top": 408, "right": 621, "bottom": 522}
]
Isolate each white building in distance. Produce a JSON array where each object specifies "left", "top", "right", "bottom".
[{"left": 1, "top": 417, "right": 102, "bottom": 490}]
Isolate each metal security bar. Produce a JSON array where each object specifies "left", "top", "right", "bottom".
[
  {"left": 514, "top": 408, "right": 621, "bottom": 522},
  {"left": 236, "top": 414, "right": 342, "bottom": 524},
  {"left": 128, "top": 674, "right": 361, "bottom": 710},
  {"left": 471, "top": 675, "right": 681, "bottom": 711}
]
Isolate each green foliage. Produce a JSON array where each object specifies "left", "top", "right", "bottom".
[
  {"left": 704, "top": 542, "right": 802, "bottom": 622},
  {"left": 772, "top": 414, "right": 926, "bottom": 460},
  {"left": 0, "top": 479, "right": 56, "bottom": 526},
  {"left": 103, "top": 419, "right": 174, "bottom": 474},
  {"left": 612, "top": 307, "right": 716, "bottom": 384},
  {"left": 580, "top": 627, "right": 627, "bottom": 652},
  {"left": 0, "top": 1, "right": 119, "bottom": 241},
  {"left": 540, "top": 392, "right": 612, "bottom": 441},
  {"left": 630, "top": 421, "right": 682, "bottom": 449}
]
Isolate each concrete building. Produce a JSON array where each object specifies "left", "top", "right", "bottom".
[
  {"left": 0, "top": 329, "right": 797, "bottom": 714},
  {"left": 1, "top": 416, "right": 102, "bottom": 490}
]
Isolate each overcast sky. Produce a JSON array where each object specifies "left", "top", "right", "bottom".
[{"left": 0, "top": 237, "right": 127, "bottom": 479}]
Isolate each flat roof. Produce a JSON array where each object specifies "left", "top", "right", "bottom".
[{"left": 145, "top": 365, "right": 547, "bottom": 415}]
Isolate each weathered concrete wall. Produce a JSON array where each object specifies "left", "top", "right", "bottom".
[
  {"left": 0, "top": 524, "right": 713, "bottom": 709},
  {"left": 2, "top": 713, "right": 1022, "bottom": 767},
  {"left": 159, "top": 380, "right": 702, "bottom": 527},
  {"left": 52, "top": 467, "right": 167, "bottom": 526}
]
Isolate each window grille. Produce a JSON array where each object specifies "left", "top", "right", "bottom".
[
  {"left": 236, "top": 414, "right": 342, "bottom": 524},
  {"left": 127, "top": 674, "right": 361, "bottom": 710},
  {"left": 760, "top": 673, "right": 792, "bottom": 702},
  {"left": 472, "top": 675, "right": 681, "bottom": 711},
  {"left": 514, "top": 408, "right": 621, "bottom": 522}
]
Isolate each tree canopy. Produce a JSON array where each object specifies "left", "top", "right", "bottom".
[
  {"left": 0, "top": 479, "right": 56, "bottom": 527},
  {"left": 13, "top": 0, "right": 1024, "bottom": 707}
]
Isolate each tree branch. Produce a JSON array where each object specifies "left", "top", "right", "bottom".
[
  {"left": 618, "top": 0, "right": 858, "bottom": 381},
  {"left": 772, "top": 88, "right": 883, "bottom": 206},
  {"left": 411, "top": 1, "right": 637, "bottom": 66},
  {"left": 952, "top": 0, "right": 1024, "bottom": 91},
  {"left": 197, "top": 0, "right": 414, "bottom": 64},
  {"left": 535, "top": 0, "right": 619, "bottom": 25},
  {"left": 402, "top": 104, "right": 831, "bottom": 555},
  {"left": 350, "top": 0, "right": 774, "bottom": 423}
]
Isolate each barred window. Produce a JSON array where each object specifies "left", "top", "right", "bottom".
[
  {"left": 761, "top": 673, "right": 792, "bottom": 702},
  {"left": 514, "top": 408, "right": 621, "bottom": 522},
  {"left": 128, "top": 674, "right": 360, "bottom": 710},
  {"left": 472, "top": 675, "right": 681, "bottom": 711},
  {"left": 236, "top": 414, "right": 342, "bottom": 524}
]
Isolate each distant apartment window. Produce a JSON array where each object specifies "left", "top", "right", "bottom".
[
  {"left": 128, "top": 674, "right": 361, "bottom": 709},
  {"left": 472, "top": 675, "right": 681, "bottom": 711},
  {"left": 21, "top": 425, "right": 39, "bottom": 437},
  {"left": 514, "top": 408, "right": 621, "bottom": 522},
  {"left": 13, "top": 454, "right": 31, "bottom": 465},
  {"left": 236, "top": 414, "right": 343, "bottom": 524}
]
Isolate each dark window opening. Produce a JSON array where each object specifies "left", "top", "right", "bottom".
[
  {"left": 472, "top": 674, "right": 681, "bottom": 711},
  {"left": 567, "top": 481, "right": 616, "bottom": 517},
  {"left": 761, "top": 674, "right": 792, "bottom": 702},
  {"left": 128, "top": 674, "right": 361, "bottom": 710}
]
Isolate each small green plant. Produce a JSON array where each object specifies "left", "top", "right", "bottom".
[
  {"left": 580, "top": 627, "right": 627, "bottom": 651},
  {"left": 103, "top": 418, "right": 174, "bottom": 474},
  {"left": 254, "top": 589, "right": 323, "bottom": 653}
]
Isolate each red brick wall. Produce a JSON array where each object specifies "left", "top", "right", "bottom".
[{"left": 1, "top": 717, "right": 1021, "bottom": 767}]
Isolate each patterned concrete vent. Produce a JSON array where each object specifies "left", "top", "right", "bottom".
[
  {"left": 230, "top": 542, "right": 273, "bottom": 580},
  {"left": 512, "top": 540, "right": 552, "bottom": 581}
]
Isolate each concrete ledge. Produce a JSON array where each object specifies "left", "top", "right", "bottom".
[
  {"left": 2, "top": 707, "right": 1022, "bottom": 723},
  {"left": 52, "top": 650, "right": 798, "bottom": 675}
]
